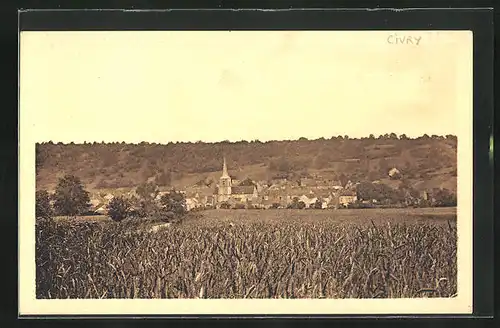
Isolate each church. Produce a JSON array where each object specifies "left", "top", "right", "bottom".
[{"left": 214, "top": 157, "right": 259, "bottom": 207}]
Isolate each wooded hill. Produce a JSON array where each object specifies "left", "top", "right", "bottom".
[{"left": 35, "top": 134, "right": 457, "bottom": 193}]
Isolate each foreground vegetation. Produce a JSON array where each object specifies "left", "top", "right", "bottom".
[{"left": 36, "top": 212, "right": 457, "bottom": 299}]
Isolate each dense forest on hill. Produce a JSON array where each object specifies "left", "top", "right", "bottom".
[{"left": 35, "top": 134, "right": 457, "bottom": 192}]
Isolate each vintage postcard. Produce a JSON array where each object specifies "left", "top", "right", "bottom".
[{"left": 19, "top": 30, "right": 473, "bottom": 315}]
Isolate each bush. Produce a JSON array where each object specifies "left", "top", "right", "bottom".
[
  {"left": 313, "top": 199, "right": 323, "bottom": 209},
  {"left": 154, "top": 207, "right": 176, "bottom": 223},
  {"left": 432, "top": 188, "right": 457, "bottom": 207},
  {"left": 220, "top": 202, "right": 231, "bottom": 209},
  {"left": 287, "top": 197, "right": 306, "bottom": 209},
  {"left": 107, "top": 196, "right": 132, "bottom": 222}
]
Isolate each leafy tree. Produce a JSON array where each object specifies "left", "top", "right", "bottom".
[
  {"left": 389, "top": 133, "right": 398, "bottom": 139},
  {"left": 314, "top": 198, "right": 323, "bottom": 209},
  {"left": 135, "top": 181, "right": 159, "bottom": 216},
  {"left": 287, "top": 197, "right": 299, "bottom": 209},
  {"left": 53, "top": 175, "right": 91, "bottom": 216},
  {"left": 107, "top": 196, "right": 132, "bottom": 222},
  {"left": 36, "top": 190, "right": 53, "bottom": 219},
  {"left": 159, "top": 190, "right": 187, "bottom": 217},
  {"left": 356, "top": 181, "right": 404, "bottom": 205},
  {"left": 356, "top": 182, "right": 379, "bottom": 201}
]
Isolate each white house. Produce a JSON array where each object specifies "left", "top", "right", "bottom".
[
  {"left": 338, "top": 190, "right": 358, "bottom": 206},
  {"left": 389, "top": 167, "right": 401, "bottom": 178},
  {"left": 185, "top": 198, "right": 200, "bottom": 211}
]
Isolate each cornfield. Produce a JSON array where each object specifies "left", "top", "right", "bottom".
[{"left": 36, "top": 212, "right": 457, "bottom": 299}]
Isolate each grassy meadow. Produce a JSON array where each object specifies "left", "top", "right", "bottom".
[{"left": 36, "top": 208, "right": 457, "bottom": 299}]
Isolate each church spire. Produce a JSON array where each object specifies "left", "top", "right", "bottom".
[{"left": 221, "top": 156, "right": 230, "bottom": 178}]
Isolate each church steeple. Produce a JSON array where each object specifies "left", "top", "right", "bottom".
[
  {"left": 221, "top": 156, "right": 230, "bottom": 178},
  {"left": 218, "top": 156, "right": 232, "bottom": 202}
]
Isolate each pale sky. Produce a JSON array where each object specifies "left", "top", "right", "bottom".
[{"left": 20, "top": 30, "right": 472, "bottom": 143}]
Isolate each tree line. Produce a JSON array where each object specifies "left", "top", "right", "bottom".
[{"left": 37, "top": 134, "right": 457, "bottom": 146}]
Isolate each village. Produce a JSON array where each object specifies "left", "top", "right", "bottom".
[{"left": 88, "top": 157, "right": 450, "bottom": 215}]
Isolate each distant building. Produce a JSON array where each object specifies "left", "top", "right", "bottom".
[
  {"left": 95, "top": 205, "right": 107, "bottom": 215},
  {"left": 338, "top": 190, "right": 358, "bottom": 206},
  {"left": 231, "top": 185, "right": 259, "bottom": 202},
  {"left": 205, "top": 195, "right": 216, "bottom": 207},
  {"left": 186, "top": 198, "right": 202, "bottom": 211},
  {"left": 388, "top": 167, "right": 402, "bottom": 179},
  {"left": 214, "top": 157, "right": 258, "bottom": 207}
]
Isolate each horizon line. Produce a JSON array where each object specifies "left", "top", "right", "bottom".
[{"left": 35, "top": 133, "right": 458, "bottom": 145}]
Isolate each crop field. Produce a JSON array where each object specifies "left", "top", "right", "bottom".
[{"left": 36, "top": 208, "right": 457, "bottom": 299}]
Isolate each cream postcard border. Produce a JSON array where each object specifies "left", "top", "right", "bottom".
[{"left": 18, "top": 30, "right": 473, "bottom": 315}]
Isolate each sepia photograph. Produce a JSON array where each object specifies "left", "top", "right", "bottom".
[{"left": 19, "top": 29, "right": 473, "bottom": 315}]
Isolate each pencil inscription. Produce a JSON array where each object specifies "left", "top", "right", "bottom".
[{"left": 387, "top": 34, "right": 422, "bottom": 45}]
